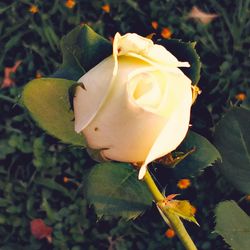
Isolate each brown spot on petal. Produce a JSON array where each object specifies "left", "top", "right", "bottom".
[
  {"left": 94, "top": 127, "right": 98, "bottom": 131},
  {"left": 79, "top": 82, "right": 86, "bottom": 90},
  {"left": 117, "top": 47, "right": 122, "bottom": 53}
]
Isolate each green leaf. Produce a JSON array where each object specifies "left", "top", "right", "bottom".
[
  {"left": 85, "top": 162, "right": 152, "bottom": 220},
  {"left": 158, "top": 39, "right": 201, "bottom": 85},
  {"left": 22, "top": 78, "right": 85, "bottom": 146},
  {"left": 52, "top": 24, "right": 112, "bottom": 80},
  {"left": 35, "top": 178, "right": 72, "bottom": 198},
  {"left": 157, "top": 198, "right": 199, "bottom": 226},
  {"left": 214, "top": 107, "right": 250, "bottom": 194},
  {"left": 215, "top": 201, "right": 250, "bottom": 250},
  {"left": 0, "top": 198, "right": 10, "bottom": 207},
  {"left": 173, "top": 131, "right": 221, "bottom": 178},
  {"left": 41, "top": 197, "right": 59, "bottom": 222}
]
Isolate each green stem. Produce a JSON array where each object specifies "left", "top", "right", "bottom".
[
  {"left": 0, "top": 94, "right": 22, "bottom": 107},
  {"left": 143, "top": 170, "right": 197, "bottom": 250}
]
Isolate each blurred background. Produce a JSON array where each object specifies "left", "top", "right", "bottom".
[{"left": 0, "top": 0, "right": 249, "bottom": 249}]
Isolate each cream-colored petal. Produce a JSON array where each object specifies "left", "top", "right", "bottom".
[
  {"left": 114, "top": 32, "right": 190, "bottom": 68},
  {"left": 138, "top": 165, "right": 147, "bottom": 180},
  {"left": 112, "top": 33, "right": 121, "bottom": 76},
  {"left": 83, "top": 57, "right": 166, "bottom": 162},
  {"left": 127, "top": 69, "right": 163, "bottom": 111},
  {"left": 139, "top": 84, "right": 192, "bottom": 179},
  {"left": 125, "top": 52, "right": 190, "bottom": 69},
  {"left": 156, "top": 69, "right": 192, "bottom": 116},
  {"left": 74, "top": 56, "right": 115, "bottom": 133},
  {"left": 115, "top": 33, "right": 153, "bottom": 56}
]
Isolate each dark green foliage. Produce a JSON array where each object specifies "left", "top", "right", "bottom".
[
  {"left": 173, "top": 131, "right": 221, "bottom": 178},
  {"left": 215, "top": 201, "right": 250, "bottom": 250},
  {"left": 214, "top": 107, "right": 250, "bottom": 194},
  {"left": 85, "top": 163, "right": 152, "bottom": 219},
  {"left": 52, "top": 25, "right": 112, "bottom": 80},
  {"left": 158, "top": 39, "right": 201, "bottom": 85},
  {"left": 22, "top": 78, "right": 85, "bottom": 146}
]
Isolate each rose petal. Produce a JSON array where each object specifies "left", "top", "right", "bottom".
[
  {"left": 139, "top": 81, "right": 192, "bottom": 179},
  {"left": 74, "top": 56, "right": 115, "bottom": 133},
  {"left": 82, "top": 56, "right": 166, "bottom": 162},
  {"left": 127, "top": 67, "right": 164, "bottom": 112},
  {"left": 114, "top": 33, "right": 189, "bottom": 68},
  {"left": 156, "top": 68, "right": 191, "bottom": 116}
]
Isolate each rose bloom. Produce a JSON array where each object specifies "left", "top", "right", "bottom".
[{"left": 74, "top": 33, "right": 192, "bottom": 179}]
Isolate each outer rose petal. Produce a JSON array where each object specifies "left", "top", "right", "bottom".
[
  {"left": 82, "top": 57, "right": 166, "bottom": 162},
  {"left": 74, "top": 56, "right": 114, "bottom": 133},
  {"left": 139, "top": 81, "right": 192, "bottom": 179},
  {"left": 113, "top": 33, "right": 189, "bottom": 68}
]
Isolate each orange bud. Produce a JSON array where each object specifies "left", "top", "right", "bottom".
[
  {"left": 36, "top": 71, "right": 42, "bottom": 78},
  {"left": 63, "top": 177, "right": 69, "bottom": 183},
  {"left": 235, "top": 93, "right": 247, "bottom": 101},
  {"left": 151, "top": 21, "right": 158, "bottom": 30},
  {"left": 161, "top": 27, "right": 172, "bottom": 39},
  {"left": 102, "top": 4, "right": 110, "bottom": 13},
  {"left": 165, "top": 228, "right": 175, "bottom": 238},
  {"left": 65, "top": 0, "right": 76, "bottom": 9},
  {"left": 177, "top": 179, "right": 191, "bottom": 189},
  {"left": 29, "top": 5, "right": 39, "bottom": 14}
]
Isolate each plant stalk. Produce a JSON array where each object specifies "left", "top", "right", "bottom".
[{"left": 143, "top": 170, "right": 197, "bottom": 250}]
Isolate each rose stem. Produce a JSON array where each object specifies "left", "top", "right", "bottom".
[{"left": 143, "top": 170, "right": 197, "bottom": 250}]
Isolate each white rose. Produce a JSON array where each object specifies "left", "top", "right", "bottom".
[{"left": 74, "top": 33, "right": 192, "bottom": 179}]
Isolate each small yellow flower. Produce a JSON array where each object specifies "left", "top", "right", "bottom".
[
  {"left": 177, "top": 179, "right": 191, "bottom": 189},
  {"left": 102, "top": 4, "right": 110, "bottom": 13},
  {"left": 161, "top": 27, "right": 172, "bottom": 39},
  {"left": 65, "top": 0, "right": 76, "bottom": 9},
  {"left": 235, "top": 92, "right": 247, "bottom": 101},
  {"left": 165, "top": 228, "right": 175, "bottom": 238},
  {"left": 151, "top": 21, "right": 158, "bottom": 30},
  {"left": 29, "top": 5, "right": 39, "bottom": 14}
]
